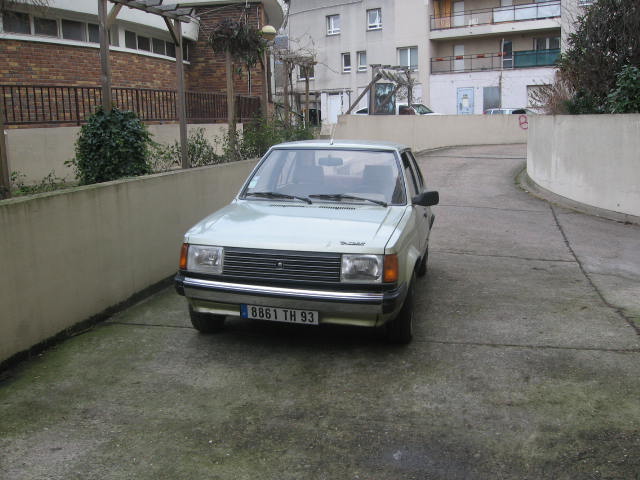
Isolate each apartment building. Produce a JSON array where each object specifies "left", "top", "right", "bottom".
[
  {"left": 287, "top": 0, "right": 592, "bottom": 119},
  {"left": 429, "top": 0, "right": 563, "bottom": 114},
  {"left": 286, "top": 0, "right": 430, "bottom": 124}
]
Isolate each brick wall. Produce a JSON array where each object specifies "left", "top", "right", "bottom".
[
  {"left": 187, "top": 3, "right": 265, "bottom": 96},
  {"left": 0, "top": 2, "right": 268, "bottom": 95},
  {"left": 0, "top": 40, "right": 177, "bottom": 89},
  {"left": 0, "top": 2, "right": 268, "bottom": 126}
]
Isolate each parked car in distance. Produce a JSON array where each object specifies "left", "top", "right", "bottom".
[
  {"left": 354, "top": 103, "right": 439, "bottom": 115},
  {"left": 483, "top": 108, "right": 536, "bottom": 115},
  {"left": 175, "top": 140, "right": 439, "bottom": 344}
]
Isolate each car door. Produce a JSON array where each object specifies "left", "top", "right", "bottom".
[
  {"left": 409, "top": 151, "right": 436, "bottom": 237},
  {"left": 401, "top": 151, "right": 429, "bottom": 256}
]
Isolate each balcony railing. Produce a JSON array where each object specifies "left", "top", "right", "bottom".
[
  {"left": 430, "top": 49, "right": 560, "bottom": 74},
  {"left": 1, "top": 84, "right": 261, "bottom": 126},
  {"left": 431, "top": 0, "right": 560, "bottom": 30}
]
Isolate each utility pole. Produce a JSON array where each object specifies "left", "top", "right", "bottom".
[
  {"left": 0, "top": 98, "right": 10, "bottom": 199},
  {"left": 226, "top": 49, "right": 238, "bottom": 158},
  {"left": 369, "top": 65, "right": 379, "bottom": 114},
  {"left": 283, "top": 59, "right": 290, "bottom": 127},
  {"left": 98, "top": 0, "right": 112, "bottom": 111},
  {"left": 304, "top": 73, "right": 310, "bottom": 127}
]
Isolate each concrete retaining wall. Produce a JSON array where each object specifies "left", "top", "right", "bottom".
[
  {"left": 0, "top": 159, "right": 258, "bottom": 363},
  {"left": 334, "top": 114, "right": 529, "bottom": 150},
  {"left": 527, "top": 114, "right": 640, "bottom": 218},
  {"left": 5, "top": 123, "right": 233, "bottom": 184}
]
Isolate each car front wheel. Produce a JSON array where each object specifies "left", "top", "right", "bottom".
[
  {"left": 386, "top": 273, "right": 415, "bottom": 344},
  {"left": 189, "top": 305, "right": 226, "bottom": 333}
]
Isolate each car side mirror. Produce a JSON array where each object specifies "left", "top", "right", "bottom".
[{"left": 412, "top": 191, "right": 439, "bottom": 207}]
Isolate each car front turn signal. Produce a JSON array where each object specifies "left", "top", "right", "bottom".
[
  {"left": 383, "top": 254, "right": 398, "bottom": 283},
  {"left": 179, "top": 243, "right": 189, "bottom": 270}
]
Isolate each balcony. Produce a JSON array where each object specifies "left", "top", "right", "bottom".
[
  {"left": 430, "top": 1, "right": 560, "bottom": 39},
  {"left": 430, "top": 48, "right": 560, "bottom": 74}
]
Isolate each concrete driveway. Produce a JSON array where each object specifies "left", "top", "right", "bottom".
[{"left": 1, "top": 145, "right": 639, "bottom": 479}]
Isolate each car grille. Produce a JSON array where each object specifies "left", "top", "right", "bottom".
[{"left": 223, "top": 247, "right": 341, "bottom": 283}]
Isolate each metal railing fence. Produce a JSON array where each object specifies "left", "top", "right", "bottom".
[
  {"left": 1, "top": 84, "right": 261, "bottom": 126},
  {"left": 430, "top": 0, "right": 560, "bottom": 30},
  {"left": 430, "top": 49, "right": 559, "bottom": 74}
]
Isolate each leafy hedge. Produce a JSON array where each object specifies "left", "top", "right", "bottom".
[{"left": 69, "top": 107, "right": 152, "bottom": 185}]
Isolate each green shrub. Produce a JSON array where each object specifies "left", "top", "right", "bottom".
[
  {"left": 10, "top": 170, "right": 71, "bottom": 196},
  {"left": 606, "top": 65, "right": 640, "bottom": 113},
  {"left": 69, "top": 107, "right": 152, "bottom": 185},
  {"left": 150, "top": 128, "right": 224, "bottom": 172},
  {"left": 564, "top": 90, "right": 604, "bottom": 115},
  {"left": 239, "top": 116, "right": 315, "bottom": 159}
]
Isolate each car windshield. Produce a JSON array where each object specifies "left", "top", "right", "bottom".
[
  {"left": 412, "top": 104, "right": 433, "bottom": 114},
  {"left": 243, "top": 148, "right": 406, "bottom": 205}
]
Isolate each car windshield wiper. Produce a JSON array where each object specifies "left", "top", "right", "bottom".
[
  {"left": 245, "top": 191, "right": 312, "bottom": 204},
  {"left": 308, "top": 193, "right": 387, "bottom": 207}
]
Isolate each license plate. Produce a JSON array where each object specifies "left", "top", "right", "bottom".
[{"left": 240, "top": 304, "right": 319, "bottom": 325}]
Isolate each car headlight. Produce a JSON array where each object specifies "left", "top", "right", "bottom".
[
  {"left": 341, "top": 254, "right": 383, "bottom": 283},
  {"left": 185, "top": 244, "right": 224, "bottom": 274}
]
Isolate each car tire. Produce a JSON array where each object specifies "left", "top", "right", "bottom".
[
  {"left": 386, "top": 273, "right": 415, "bottom": 344},
  {"left": 416, "top": 246, "right": 429, "bottom": 277},
  {"left": 189, "top": 305, "right": 226, "bottom": 333}
]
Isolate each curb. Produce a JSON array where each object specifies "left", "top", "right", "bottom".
[{"left": 516, "top": 168, "right": 640, "bottom": 226}]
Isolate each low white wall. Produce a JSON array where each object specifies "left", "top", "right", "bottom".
[
  {"left": 527, "top": 115, "right": 640, "bottom": 217},
  {"left": 5, "top": 123, "right": 234, "bottom": 184},
  {"left": 0, "top": 159, "right": 258, "bottom": 363},
  {"left": 334, "top": 114, "right": 528, "bottom": 150}
]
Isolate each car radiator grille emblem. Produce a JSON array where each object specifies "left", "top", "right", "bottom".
[{"left": 276, "top": 261, "right": 284, "bottom": 270}]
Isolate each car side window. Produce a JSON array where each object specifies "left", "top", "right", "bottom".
[
  {"left": 407, "top": 151, "right": 425, "bottom": 190},
  {"left": 401, "top": 152, "right": 419, "bottom": 198}
]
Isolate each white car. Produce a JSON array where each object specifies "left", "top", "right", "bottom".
[
  {"left": 354, "top": 103, "right": 439, "bottom": 115},
  {"left": 175, "top": 140, "right": 439, "bottom": 344}
]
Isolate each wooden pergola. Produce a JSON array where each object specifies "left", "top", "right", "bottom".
[
  {"left": 0, "top": 1, "right": 198, "bottom": 200},
  {"left": 98, "top": 0, "right": 197, "bottom": 169}
]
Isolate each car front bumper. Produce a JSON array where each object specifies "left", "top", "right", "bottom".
[{"left": 175, "top": 274, "right": 406, "bottom": 328}]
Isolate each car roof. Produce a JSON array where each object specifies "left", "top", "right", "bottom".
[{"left": 271, "top": 139, "right": 409, "bottom": 152}]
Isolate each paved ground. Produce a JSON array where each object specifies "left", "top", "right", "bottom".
[{"left": 1, "top": 145, "right": 639, "bottom": 479}]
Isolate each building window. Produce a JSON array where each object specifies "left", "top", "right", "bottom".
[
  {"left": 534, "top": 36, "right": 560, "bottom": 50},
  {"left": 502, "top": 39, "right": 513, "bottom": 68},
  {"left": 166, "top": 42, "right": 176, "bottom": 58},
  {"left": 299, "top": 64, "right": 315, "bottom": 80},
  {"left": 2, "top": 12, "right": 30, "bottom": 34},
  {"left": 125, "top": 29, "right": 177, "bottom": 58},
  {"left": 62, "top": 19, "right": 85, "bottom": 41},
  {"left": 125, "top": 30, "right": 137, "bottom": 49},
  {"left": 367, "top": 8, "right": 382, "bottom": 30},
  {"left": 397, "top": 46, "right": 418, "bottom": 70},
  {"left": 1, "top": 11, "right": 115, "bottom": 46},
  {"left": 357, "top": 51, "right": 367, "bottom": 71},
  {"left": 88, "top": 23, "right": 100, "bottom": 43},
  {"left": 152, "top": 37, "right": 166, "bottom": 55},
  {"left": 327, "top": 14, "right": 340, "bottom": 35},
  {"left": 137, "top": 35, "right": 151, "bottom": 52},
  {"left": 342, "top": 52, "right": 351, "bottom": 73},
  {"left": 33, "top": 17, "right": 57, "bottom": 37}
]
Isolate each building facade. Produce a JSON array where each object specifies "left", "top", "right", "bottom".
[
  {"left": 286, "top": 0, "right": 593, "bottom": 119},
  {"left": 0, "top": 0, "right": 284, "bottom": 124},
  {"left": 286, "top": 0, "right": 430, "bottom": 124}
]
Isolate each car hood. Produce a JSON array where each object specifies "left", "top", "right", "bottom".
[{"left": 185, "top": 200, "right": 408, "bottom": 253}]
